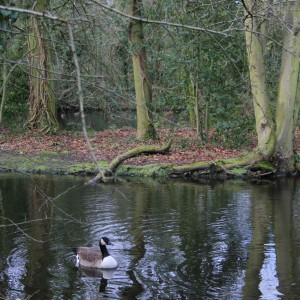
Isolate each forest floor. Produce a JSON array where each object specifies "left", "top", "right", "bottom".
[
  {"left": 2, "top": 126, "right": 300, "bottom": 177},
  {"left": 0, "top": 127, "right": 245, "bottom": 168}
]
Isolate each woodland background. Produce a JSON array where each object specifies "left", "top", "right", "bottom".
[{"left": 0, "top": 1, "right": 299, "bottom": 175}]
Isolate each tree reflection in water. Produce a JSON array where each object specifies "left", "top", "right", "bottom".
[{"left": 1, "top": 175, "right": 300, "bottom": 299}]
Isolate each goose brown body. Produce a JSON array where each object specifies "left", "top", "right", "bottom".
[
  {"left": 74, "top": 237, "right": 118, "bottom": 269},
  {"left": 75, "top": 247, "right": 103, "bottom": 268}
]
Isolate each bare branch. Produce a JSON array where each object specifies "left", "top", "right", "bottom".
[
  {"left": 67, "top": 23, "right": 104, "bottom": 175},
  {"left": 0, "top": 217, "right": 71, "bottom": 228},
  {"left": 90, "top": 0, "right": 231, "bottom": 37},
  {"left": 0, "top": 5, "right": 67, "bottom": 22},
  {"left": 0, "top": 216, "right": 47, "bottom": 243}
]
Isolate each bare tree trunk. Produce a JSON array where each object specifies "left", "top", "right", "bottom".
[
  {"left": 0, "top": 29, "right": 9, "bottom": 125},
  {"left": 28, "top": 0, "right": 58, "bottom": 133},
  {"left": 194, "top": 80, "right": 201, "bottom": 136},
  {"left": 0, "top": 54, "right": 7, "bottom": 124},
  {"left": 129, "top": 0, "right": 157, "bottom": 140},
  {"left": 204, "top": 102, "right": 209, "bottom": 140},
  {"left": 245, "top": 0, "right": 300, "bottom": 173},
  {"left": 274, "top": 1, "right": 300, "bottom": 172},
  {"left": 244, "top": 0, "right": 275, "bottom": 159}
]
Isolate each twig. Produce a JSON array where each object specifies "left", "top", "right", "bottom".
[
  {"left": 0, "top": 5, "right": 66, "bottom": 22},
  {"left": 0, "top": 216, "right": 73, "bottom": 228},
  {"left": 253, "top": 171, "right": 274, "bottom": 178},
  {"left": 67, "top": 23, "right": 104, "bottom": 175},
  {"left": 0, "top": 168, "right": 86, "bottom": 224},
  {"left": 0, "top": 216, "right": 46, "bottom": 243}
]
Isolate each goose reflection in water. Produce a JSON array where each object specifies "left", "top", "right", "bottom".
[{"left": 76, "top": 267, "right": 116, "bottom": 293}]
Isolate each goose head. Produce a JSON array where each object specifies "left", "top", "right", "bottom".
[{"left": 99, "top": 237, "right": 112, "bottom": 247}]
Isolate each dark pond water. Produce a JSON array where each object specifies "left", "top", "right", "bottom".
[{"left": 1, "top": 174, "right": 300, "bottom": 299}]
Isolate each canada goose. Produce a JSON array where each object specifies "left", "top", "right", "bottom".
[{"left": 73, "top": 237, "right": 118, "bottom": 269}]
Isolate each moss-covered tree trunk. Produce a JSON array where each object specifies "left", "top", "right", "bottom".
[
  {"left": 129, "top": 0, "right": 157, "bottom": 140},
  {"left": 274, "top": 1, "right": 300, "bottom": 172},
  {"left": 28, "top": 0, "right": 58, "bottom": 133},
  {"left": 244, "top": 0, "right": 275, "bottom": 159},
  {"left": 244, "top": 0, "right": 300, "bottom": 173}
]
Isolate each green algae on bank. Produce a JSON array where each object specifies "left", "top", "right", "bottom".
[
  {"left": 0, "top": 151, "right": 173, "bottom": 177},
  {"left": 115, "top": 163, "right": 174, "bottom": 178},
  {"left": 0, "top": 151, "right": 288, "bottom": 179},
  {"left": 0, "top": 151, "right": 98, "bottom": 175}
]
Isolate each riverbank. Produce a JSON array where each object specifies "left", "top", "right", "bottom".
[{"left": 0, "top": 127, "right": 243, "bottom": 177}]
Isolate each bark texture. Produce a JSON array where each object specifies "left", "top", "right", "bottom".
[
  {"left": 244, "top": 0, "right": 300, "bottom": 173},
  {"left": 274, "top": 1, "right": 300, "bottom": 172},
  {"left": 244, "top": 0, "right": 275, "bottom": 158},
  {"left": 129, "top": 0, "right": 156, "bottom": 140},
  {"left": 28, "top": 0, "right": 58, "bottom": 133}
]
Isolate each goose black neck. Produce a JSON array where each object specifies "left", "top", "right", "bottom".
[{"left": 100, "top": 244, "right": 110, "bottom": 258}]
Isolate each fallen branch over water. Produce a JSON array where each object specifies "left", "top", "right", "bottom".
[
  {"left": 85, "top": 140, "right": 276, "bottom": 184},
  {"left": 86, "top": 139, "right": 172, "bottom": 184}
]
